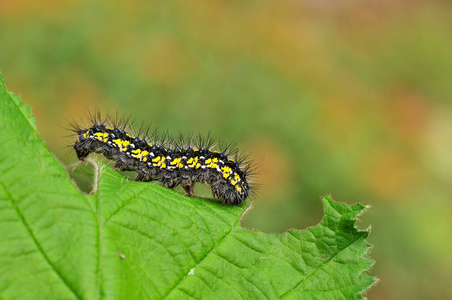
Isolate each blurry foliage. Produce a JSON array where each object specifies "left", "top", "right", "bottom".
[{"left": 0, "top": 0, "right": 451, "bottom": 299}]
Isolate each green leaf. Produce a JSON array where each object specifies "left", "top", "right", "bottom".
[{"left": 0, "top": 74, "right": 376, "bottom": 299}]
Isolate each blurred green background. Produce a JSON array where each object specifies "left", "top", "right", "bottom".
[{"left": 1, "top": 0, "right": 451, "bottom": 298}]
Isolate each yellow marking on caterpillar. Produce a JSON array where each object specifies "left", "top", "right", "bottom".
[
  {"left": 205, "top": 157, "right": 219, "bottom": 169},
  {"left": 235, "top": 186, "right": 242, "bottom": 193},
  {"left": 171, "top": 158, "right": 181, "bottom": 165},
  {"left": 222, "top": 166, "right": 232, "bottom": 179},
  {"left": 94, "top": 132, "right": 109, "bottom": 142},
  {"left": 171, "top": 158, "right": 184, "bottom": 168},
  {"left": 230, "top": 173, "right": 241, "bottom": 186},
  {"left": 188, "top": 157, "right": 199, "bottom": 168},
  {"left": 195, "top": 163, "right": 201, "bottom": 169},
  {"left": 83, "top": 130, "right": 90, "bottom": 139},
  {"left": 114, "top": 139, "right": 130, "bottom": 151},
  {"left": 131, "top": 149, "right": 149, "bottom": 161},
  {"left": 152, "top": 156, "right": 166, "bottom": 167}
]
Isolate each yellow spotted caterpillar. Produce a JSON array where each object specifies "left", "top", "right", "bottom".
[{"left": 70, "top": 112, "right": 256, "bottom": 205}]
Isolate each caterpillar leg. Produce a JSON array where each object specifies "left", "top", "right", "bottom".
[
  {"left": 74, "top": 148, "right": 90, "bottom": 161},
  {"left": 161, "top": 179, "right": 178, "bottom": 189},
  {"left": 136, "top": 173, "right": 154, "bottom": 182},
  {"left": 181, "top": 180, "right": 195, "bottom": 197},
  {"left": 114, "top": 160, "right": 135, "bottom": 172}
]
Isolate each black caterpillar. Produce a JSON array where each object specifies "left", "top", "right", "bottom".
[{"left": 70, "top": 112, "right": 256, "bottom": 205}]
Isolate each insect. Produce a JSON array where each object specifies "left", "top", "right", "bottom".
[{"left": 70, "top": 112, "right": 256, "bottom": 205}]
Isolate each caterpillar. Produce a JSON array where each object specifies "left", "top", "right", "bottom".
[{"left": 70, "top": 112, "right": 256, "bottom": 205}]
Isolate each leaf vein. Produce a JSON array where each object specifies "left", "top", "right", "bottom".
[
  {"left": 279, "top": 235, "right": 365, "bottom": 299},
  {"left": 1, "top": 182, "right": 81, "bottom": 300},
  {"left": 161, "top": 226, "right": 237, "bottom": 299}
]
